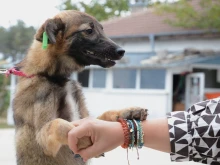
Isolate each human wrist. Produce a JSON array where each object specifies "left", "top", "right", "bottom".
[
  {"left": 111, "top": 121, "right": 124, "bottom": 147},
  {"left": 117, "top": 119, "right": 144, "bottom": 149}
]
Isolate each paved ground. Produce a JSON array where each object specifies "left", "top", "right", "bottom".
[
  {"left": 0, "top": 129, "right": 199, "bottom": 165},
  {"left": 0, "top": 129, "right": 16, "bottom": 165}
]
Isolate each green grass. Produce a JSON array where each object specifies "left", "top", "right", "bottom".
[
  {"left": 0, "top": 123, "right": 14, "bottom": 129},
  {"left": 0, "top": 118, "right": 14, "bottom": 129}
]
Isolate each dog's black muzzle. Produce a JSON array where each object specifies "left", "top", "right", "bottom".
[{"left": 69, "top": 35, "right": 125, "bottom": 68}]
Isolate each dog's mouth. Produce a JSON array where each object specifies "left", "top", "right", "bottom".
[{"left": 83, "top": 49, "right": 122, "bottom": 68}]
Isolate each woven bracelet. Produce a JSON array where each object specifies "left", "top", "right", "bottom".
[
  {"left": 127, "top": 120, "right": 135, "bottom": 149},
  {"left": 118, "top": 118, "right": 130, "bottom": 148},
  {"left": 131, "top": 120, "right": 138, "bottom": 145},
  {"left": 136, "top": 120, "right": 144, "bottom": 148}
]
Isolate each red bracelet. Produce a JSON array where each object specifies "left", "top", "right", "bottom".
[{"left": 118, "top": 118, "right": 130, "bottom": 149}]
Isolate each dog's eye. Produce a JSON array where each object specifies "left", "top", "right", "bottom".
[{"left": 85, "top": 29, "right": 93, "bottom": 35}]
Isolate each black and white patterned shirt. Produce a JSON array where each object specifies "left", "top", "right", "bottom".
[{"left": 167, "top": 97, "right": 220, "bottom": 165}]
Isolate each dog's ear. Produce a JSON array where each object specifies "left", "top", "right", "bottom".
[{"left": 35, "top": 18, "right": 65, "bottom": 44}]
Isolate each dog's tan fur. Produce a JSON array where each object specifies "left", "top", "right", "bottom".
[{"left": 13, "top": 10, "right": 147, "bottom": 165}]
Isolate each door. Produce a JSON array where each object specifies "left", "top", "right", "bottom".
[{"left": 185, "top": 72, "right": 205, "bottom": 109}]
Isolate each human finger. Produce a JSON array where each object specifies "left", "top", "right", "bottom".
[{"left": 68, "top": 125, "right": 91, "bottom": 153}]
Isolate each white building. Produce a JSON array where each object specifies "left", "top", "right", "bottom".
[{"left": 75, "top": 7, "right": 220, "bottom": 119}]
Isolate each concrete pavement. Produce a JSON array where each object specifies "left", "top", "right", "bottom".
[
  {"left": 0, "top": 129, "right": 198, "bottom": 165},
  {"left": 0, "top": 129, "right": 16, "bottom": 165}
]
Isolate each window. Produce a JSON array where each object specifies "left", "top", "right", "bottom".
[
  {"left": 140, "top": 69, "right": 166, "bottom": 89},
  {"left": 78, "top": 70, "right": 89, "bottom": 87},
  {"left": 193, "top": 68, "right": 220, "bottom": 88},
  {"left": 113, "top": 69, "right": 136, "bottom": 88},
  {"left": 92, "top": 69, "right": 106, "bottom": 88}
]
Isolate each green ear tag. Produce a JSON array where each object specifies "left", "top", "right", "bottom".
[{"left": 42, "top": 32, "right": 48, "bottom": 49}]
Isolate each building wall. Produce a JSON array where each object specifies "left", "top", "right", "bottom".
[
  {"left": 114, "top": 38, "right": 151, "bottom": 53},
  {"left": 83, "top": 89, "right": 169, "bottom": 119},
  {"left": 77, "top": 68, "right": 170, "bottom": 119}
]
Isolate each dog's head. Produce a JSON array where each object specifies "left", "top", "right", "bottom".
[{"left": 35, "top": 10, "right": 125, "bottom": 68}]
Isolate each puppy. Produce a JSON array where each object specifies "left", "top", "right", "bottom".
[{"left": 13, "top": 10, "right": 147, "bottom": 165}]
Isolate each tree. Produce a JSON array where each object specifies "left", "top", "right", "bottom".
[
  {"left": 60, "top": 0, "right": 159, "bottom": 21},
  {"left": 0, "top": 21, "right": 35, "bottom": 117},
  {"left": 0, "top": 75, "right": 9, "bottom": 117},
  {"left": 61, "top": 0, "right": 130, "bottom": 21},
  {"left": 156, "top": 0, "right": 220, "bottom": 31},
  {"left": 0, "top": 20, "right": 36, "bottom": 61}
]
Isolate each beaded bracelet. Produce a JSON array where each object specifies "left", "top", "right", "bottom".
[
  {"left": 118, "top": 118, "right": 145, "bottom": 165},
  {"left": 118, "top": 118, "right": 144, "bottom": 149}
]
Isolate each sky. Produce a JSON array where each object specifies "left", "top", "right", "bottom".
[
  {"left": 0, "top": 0, "right": 62, "bottom": 28},
  {"left": 0, "top": 0, "right": 174, "bottom": 29}
]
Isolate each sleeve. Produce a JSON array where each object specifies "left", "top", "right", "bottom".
[{"left": 167, "top": 97, "right": 220, "bottom": 164}]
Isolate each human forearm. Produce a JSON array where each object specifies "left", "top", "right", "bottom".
[
  {"left": 142, "top": 118, "right": 171, "bottom": 153},
  {"left": 68, "top": 118, "right": 171, "bottom": 161}
]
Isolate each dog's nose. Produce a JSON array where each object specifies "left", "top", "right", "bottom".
[{"left": 116, "top": 48, "right": 125, "bottom": 57}]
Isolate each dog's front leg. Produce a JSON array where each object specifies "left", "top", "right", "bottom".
[
  {"left": 36, "top": 118, "right": 74, "bottom": 157},
  {"left": 37, "top": 118, "right": 93, "bottom": 157},
  {"left": 33, "top": 96, "right": 76, "bottom": 157},
  {"left": 97, "top": 106, "right": 148, "bottom": 121}
]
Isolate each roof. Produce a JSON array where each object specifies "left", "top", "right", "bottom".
[
  {"left": 141, "top": 49, "right": 220, "bottom": 68},
  {"left": 101, "top": 0, "right": 205, "bottom": 37}
]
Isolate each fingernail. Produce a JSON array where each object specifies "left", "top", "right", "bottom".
[
  {"left": 72, "top": 151, "right": 81, "bottom": 158},
  {"left": 74, "top": 154, "right": 81, "bottom": 158}
]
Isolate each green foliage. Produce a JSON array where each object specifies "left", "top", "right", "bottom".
[
  {"left": 0, "top": 121, "right": 14, "bottom": 129},
  {"left": 61, "top": 0, "right": 130, "bottom": 21},
  {"left": 156, "top": 0, "right": 220, "bottom": 30},
  {"left": 0, "top": 20, "right": 36, "bottom": 61},
  {"left": 0, "top": 75, "right": 10, "bottom": 117},
  {"left": 0, "top": 21, "right": 35, "bottom": 117}
]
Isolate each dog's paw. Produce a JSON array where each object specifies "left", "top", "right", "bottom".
[
  {"left": 77, "top": 136, "right": 93, "bottom": 150},
  {"left": 119, "top": 107, "right": 148, "bottom": 121}
]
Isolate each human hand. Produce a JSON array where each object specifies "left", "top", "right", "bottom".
[{"left": 68, "top": 118, "right": 124, "bottom": 162}]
